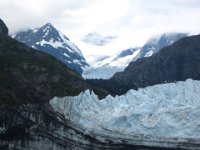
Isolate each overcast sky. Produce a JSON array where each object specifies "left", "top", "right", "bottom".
[{"left": 1, "top": 0, "right": 200, "bottom": 60}]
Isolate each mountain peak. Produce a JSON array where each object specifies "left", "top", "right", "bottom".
[
  {"left": 42, "top": 23, "right": 55, "bottom": 30},
  {"left": 13, "top": 23, "right": 88, "bottom": 74},
  {"left": 39, "top": 23, "right": 58, "bottom": 37},
  {"left": 82, "top": 32, "right": 117, "bottom": 46},
  {"left": 0, "top": 18, "right": 8, "bottom": 35},
  {"left": 44, "top": 22, "right": 53, "bottom": 26}
]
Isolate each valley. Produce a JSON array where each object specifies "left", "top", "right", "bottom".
[{"left": 0, "top": 3, "right": 200, "bottom": 148}]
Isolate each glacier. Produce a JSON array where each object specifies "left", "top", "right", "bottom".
[
  {"left": 82, "top": 48, "right": 141, "bottom": 79},
  {"left": 50, "top": 79, "right": 200, "bottom": 140}
]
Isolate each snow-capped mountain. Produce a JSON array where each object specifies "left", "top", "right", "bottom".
[
  {"left": 82, "top": 32, "right": 116, "bottom": 46},
  {"left": 13, "top": 23, "right": 88, "bottom": 74},
  {"left": 138, "top": 33, "right": 187, "bottom": 58},
  {"left": 82, "top": 47, "right": 141, "bottom": 79}
]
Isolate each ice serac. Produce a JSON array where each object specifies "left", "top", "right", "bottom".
[
  {"left": 13, "top": 23, "right": 88, "bottom": 74},
  {"left": 50, "top": 79, "right": 200, "bottom": 149}
]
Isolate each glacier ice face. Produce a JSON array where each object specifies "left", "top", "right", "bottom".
[{"left": 50, "top": 79, "right": 200, "bottom": 138}]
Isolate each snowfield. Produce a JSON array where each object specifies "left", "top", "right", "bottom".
[{"left": 50, "top": 79, "right": 200, "bottom": 138}]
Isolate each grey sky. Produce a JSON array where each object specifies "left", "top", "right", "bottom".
[{"left": 1, "top": 0, "right": 200, "bottom": 57}]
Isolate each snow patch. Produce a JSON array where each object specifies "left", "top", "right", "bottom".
[
  {"left": 63, "top": 52, "right": 69, "bottom": 58},
  {"left": 37, "top": 39, "right": 64, "bottom": 49},
  {"left": 73, "top": 59, "right": 82, "bottom": 65},
  {"left": 144, "top": 50, "right": 154, "bottom": 57},
  {"left": 0, "top": 127, "right": 6, "bottom": 134}
]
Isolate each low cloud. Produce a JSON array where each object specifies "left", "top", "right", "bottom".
[{"left": 0, "top": 0, "right": 200, "bottom": 56}]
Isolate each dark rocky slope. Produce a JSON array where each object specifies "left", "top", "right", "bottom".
[
  {"left": 0, "top": 19, "right": 8, "bottom": 35},
  {"left": 88, "top": 34, "right": 200, "bottom": 96},
  {"left": 0, "top": 35, "right": 89, "bottom": 106}
]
